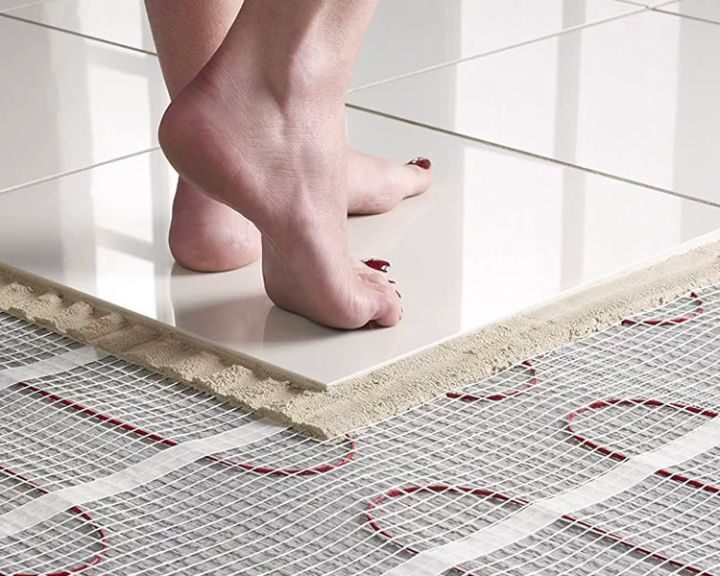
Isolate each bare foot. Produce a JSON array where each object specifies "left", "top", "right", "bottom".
[
  {"left": 168, "top": 151, "right": 431, "bottom": 272},
  {"left": 169, "top": 179, "right": 261, "bottom": 272},
  {"left": 160, "top": 67, "right": 406, "bottom": 328},
  {"left": 346, "top": 150, "right": 432, "bottom": 215}
]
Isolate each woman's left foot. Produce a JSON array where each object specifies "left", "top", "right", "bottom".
[
  {"left": 169, "top": 149, "right": 432, "bottom": 272},
  {"left": 346, "top": 149, "right": 432, "bottom": 215}
]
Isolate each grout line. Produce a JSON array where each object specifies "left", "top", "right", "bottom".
[
  {"left": 4, "top": 100, "right": 720, "bottom": 215},
  {"left": 650, "top": 0, "right": 682, "bottom": 7},
  {"left": 0, "top": 147, "right": 160, "bottom": 196},
  {"left": 346, "top": 102, "right": 720, "bottom": 211},
  {"left": 0, "top": 0, "right": 46, "bottom": 13},
  {"left": 0, "top": 1, "right": 715, "bottom": 211},
  {"left": 614, "top": 0, "right": 675, "bottom": 7},
  {"left": 0, "top": 10, "right": 157, "bottom": 56},
  {"left": 2, "top": 4, "right": 643, "bottom": 95},
  {"left": 653, "top": 7, "right": 720, "bottom": 27},
  {"left": 348, "top": 4, "right": 647, "bottom": 93}
]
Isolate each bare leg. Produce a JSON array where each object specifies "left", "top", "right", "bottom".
[
  {"left": 159, "top": 0, "right": 411, "bottom": 328},
  {"left": 146, "top": 0, "right": 433, "bottom": 275}
]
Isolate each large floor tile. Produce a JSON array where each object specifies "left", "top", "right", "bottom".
[
  {"left": 1, "top": 109, "right": 718, "bottom": 386},
  {"left": 659, "top": 0, "right": 720, "bottom": 24},
  {"left": 0, "top": 15, "right": 165, "bottom": 193},
  {"left": 349, "top": 10, "right": 720, "bottom": 206},
  {"left": 4, "top": 0, "right": 636, "bottom": 89}
]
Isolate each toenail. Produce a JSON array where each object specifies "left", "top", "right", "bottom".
[
  {"left": 395, "top": 289, "right": 402, "bottom": 299},
  {"left": 362, "top": 258, "right": 390, "bottom": 273},
  {"left": 407, "top": 157, "right": 432, "bottom": 170},
  {"left": 388, "top": 279, "right": 396, "bottom": 284}
]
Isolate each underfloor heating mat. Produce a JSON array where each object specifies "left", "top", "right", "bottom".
[{"left": 1, "top": 280, "right": 720, "bottom": 575}]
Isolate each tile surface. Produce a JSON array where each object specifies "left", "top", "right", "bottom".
[
  {"left": 0, "top": 0, "right": 41, "bottom": 10},
  {"left": 3, "top": 0, "right": 636, "bottom": 88},
  {"left": 1, "top": 110, "right": 718, "bottom": 386},
  {"left": 3, "top": 0, "right": 155, "bottom": 51},
  {"left": 349, "top": 10, "right": 720, "bottom": 206},
  {"left": 659, "top": 0, "right": 720, "bottom": 23},
  {"left": 0, "top": 15, "right": 165, "bottom": 193}
]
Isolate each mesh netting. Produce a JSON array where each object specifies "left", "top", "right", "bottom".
[{"left": 1, "top": 288, "right": 720, "bottom": 575}]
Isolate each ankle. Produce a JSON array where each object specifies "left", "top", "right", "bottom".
[{"left": 214, "top": 7, "right": 352, "bottom": 105}]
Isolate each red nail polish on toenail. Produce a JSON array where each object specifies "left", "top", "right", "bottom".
[
  {"left": 388, "top": 279, "right": 396, "bottom": 284},
  {"left": 395, "top": 289, "right": 402, "bottom": 299},
  {"left": 407, "top": 157, "right": 432, "bottom": 170},
  {"left": 363, "top": 258, "right": 390, "bottom": 273}
]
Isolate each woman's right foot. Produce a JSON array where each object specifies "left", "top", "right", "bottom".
[{"left": 160, "top": 62, "right": 406, "bottom": 328}]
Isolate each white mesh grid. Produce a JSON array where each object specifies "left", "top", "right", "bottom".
[
  {"left": 0, "top": 288, "right": 719, "bottom": 575},
  {"left": 0, "top": 314, "right": 83, "bottom": 369}
]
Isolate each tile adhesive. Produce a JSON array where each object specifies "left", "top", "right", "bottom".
[{"left": 3, "top": 238, "right": 720, "bottom": 439}]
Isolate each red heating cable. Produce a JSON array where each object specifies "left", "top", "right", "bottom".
[
  {"left": 14, "top": 381, "right": 357, "bottom": 477},
  {"left": 0, "top": 463, "right": 108, "bottom": 576},
  {"left": 367, "top": 402, "right": 719, "bottom": 573},
  {"left": 369, "top": 296, "right": 716, "bottom": 574},
  {"left": 446, "top": 360, "right": 537, "bottom": 402},
  {"left": 2, "top": 380, "right": 356, "bottom": 576},
  {"left": 2, "top": 290, "right": 708, "bottom": 574},
  {"left": 621, "top": 292, "right": 703, "bottom": 327}
]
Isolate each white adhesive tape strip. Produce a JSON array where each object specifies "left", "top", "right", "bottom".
[
  {"left": 382, "top": 415, "right": 720, "bottom": 576},
  {"left": 0, "top": 418, "right": 285, "bottom": 539},
  {"left": 0, "top": 346, "right": 107, "bottom": 390}
]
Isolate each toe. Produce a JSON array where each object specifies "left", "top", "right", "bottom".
[
  {"left": 402, "top": 157, "right": 433, "bottom": 197},
  {"left": 368, "top": 282, "right": 402, "bottom": 327}
]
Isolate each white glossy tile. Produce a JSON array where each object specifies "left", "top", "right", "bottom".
[
  {"left": 5, "top": 0, "right": 636, "bottom": 88},
  {"left": 0, "top": 0, "right": 42, "bottom": 10},
  {"left": 0, "top": 15, "right": 166, "bottom": 193},
  {"left": 1, "top": 110, "right": 718, "bottom": 386},
  {"left": 349, "top": 10, "right": 720, "bottom": 206},
  {"left": 659, "top": 0, "right": 720, "bottom": 24}
]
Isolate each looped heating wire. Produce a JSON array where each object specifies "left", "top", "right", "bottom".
[
  {"left": 1, "top": 380, "right": 356, "bottom": 575},
  {"left": 567, "top": 398, "right": 720, "bottom": 494},
  {"left": 2, "top": 290, "right": 710, "bottom": 573},
  {"left": 366, "top": 400, "right": 719, "bottom": 575},
  {"left": 0, "top": 464, "right": 108, "bottom": 576},
  {"left": 445, "top": 360, "right": 537, "bottom": 402},
  {"left": 366, "top": 484, "right": 520, "bottom": 576},
  {"left": 15, "top": 381, "right": 357, "bottom": 477},
  {"left": 622, "top": 292, "right": 703, "bottom": 327}
]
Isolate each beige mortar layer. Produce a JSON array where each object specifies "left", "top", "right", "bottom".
[{"left": 2, "top": 238, "right": 720, "bottom": 438}]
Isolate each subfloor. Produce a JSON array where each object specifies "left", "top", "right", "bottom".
[
  {"left": 1, "top": 0, "right": 720, "bottom": 387},
  {"left": 2, "top": 282, "right": 720, "bottom": 575}
]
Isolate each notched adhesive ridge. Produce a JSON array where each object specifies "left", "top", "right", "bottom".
[{"left": 2, "top": 239, "right": 720, "bottom": 438}]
